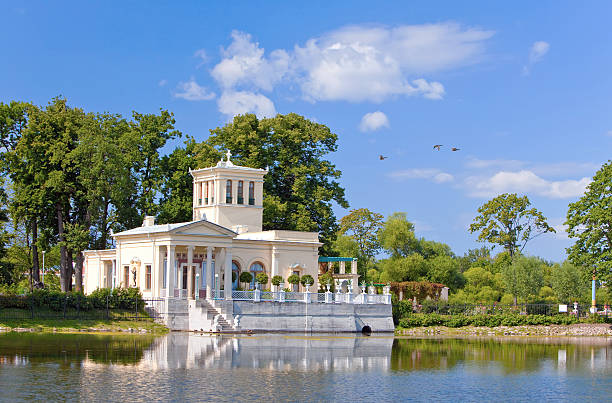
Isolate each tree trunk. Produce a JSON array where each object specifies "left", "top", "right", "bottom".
[
  {"left": 513, "top": 295, "right": 517, "bottom": 306},
  {"left": 74, "top": 252, "right": 84, "bottom": 293},
  {"left": 57, "top": 202, "right": 70, "bottom": 292},
  {"left": 99, "top": 198, "right": 110, "bottom": 249},
  {"left": 67, "top": 250, "right": 73, "bottom": 291},
  {"left": 31, "top": 218, "right": 40, "bottom": 285}
]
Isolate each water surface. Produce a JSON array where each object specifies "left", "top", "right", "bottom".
[{"left": 0, "top": 332, "right": 610, "bottom": 401}]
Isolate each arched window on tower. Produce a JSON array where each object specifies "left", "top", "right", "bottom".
[
  {"left": 248, "top": 181, "right": 255, "bottom": 205},
  {"left": 226, "top": 180, "right": 232, "bottom": 204}
]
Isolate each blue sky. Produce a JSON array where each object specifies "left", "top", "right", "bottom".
[{"left": 1, "top": 1, "right": 610, "bottom": 262}]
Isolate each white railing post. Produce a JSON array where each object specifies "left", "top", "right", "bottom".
[
  {"left": 279, "top": 288, "right": 285, "bottom": 302},
  {"left": 325, "top": 287, "right": 332, "bottom": 303},
  {"left": 254, "top": 282, "right": 261, "bottom": 302},
  {"left": 304, "top": 284, "right": 311, "bottom": 303},
  {"left": 347, "top": 284, "right": 354, "bottom": 304}
]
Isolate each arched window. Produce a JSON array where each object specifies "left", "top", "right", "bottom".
[
  {"left": 237, "top": 181, "right": 244, "bottom": 204},
  {"left": 204, "top": 181, "right": 209, "bottom": 204},
  {"left": 232, "top": 261, "right": 240, "bottom": 290},
  {"left": 249, "top": 262, "right": 264, "bottom": 288},
  {"left": 226, "top": 180, "right": 232, "bottom": 204},
  {"left": 248, "top": 181, "right": 255, "bottom": 205}
]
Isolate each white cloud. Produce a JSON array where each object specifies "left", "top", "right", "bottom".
[
  {"left": 158, "top": 79, "right": 167, "bottom": 87},
  {"left": 466, "top": 170, "right": 591, "bottom": 199},
  {"left": 208, "top": 23, "right": 492, "bottom": 105},
  {"left": 217, "top": 90, "right": 276, "bottom": 119},
  {"left": 359, "top": 111, "right": 389, "bottom": 132},
  {"left": 194, "top": 49, "right": 208, "bottom": 67},
  {"left": 211, "top": 31, "right": 290, "bottom": 91},
  {"left": 523, "top": 41, "right": 549, "bottom": 75},
  {"left": 548, "top": 218, "right": 570, "bottom": 240},
  {"left": 390, "top": 168, "right": 454, "bottom": 184},
  {"left": 606, "top": 130, "right": 612, "bottom": 137},
  {"left": 174, "top": 79, "right": 216, "bottom": 101},
  {"left": 465, "top": 157, "right": 599, "bottom": 177},
  {"left": 529, "top": 41, "right": 550, "bottom": 63}
]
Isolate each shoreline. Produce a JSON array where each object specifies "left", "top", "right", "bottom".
[
  {"left": 0, "top": 318, "right": 169, "bottom": 335},
  {"left": 396, "top": 323, "right": 612, "bottom": 337}
]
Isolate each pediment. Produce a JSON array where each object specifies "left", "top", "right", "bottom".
[{"left": 171, "top": 220, "right": 236, "bottom": 237}]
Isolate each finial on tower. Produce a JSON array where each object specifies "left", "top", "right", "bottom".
[{"left": 226, "top": 149, "right": 232, "bottom": 162}]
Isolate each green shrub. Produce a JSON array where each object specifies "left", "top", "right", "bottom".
[
  {"left": 287, "top": 274, "right": 300, "bottom": 285},
  {"left": 397, "top": 313, "right": 581, "bottom": 328},
  {"left": 300, "top": 275, "right": 314, "bottom": 287},
  {"left": 239, "top": 271, "right": 253, "bottom": 286},
  {"left": 271, "top": 275, "right": 283, "bottom": 286},
  {"left": 255, "top": 272, "right": 269, "bottom": 286}
]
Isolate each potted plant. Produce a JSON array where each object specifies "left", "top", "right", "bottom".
[
  {"left": 271, "top": 275, "right": 283, "bottom": 291},
  {"left": 239, "top": 271, "right": 253, "bottom": 290},
  {"left": 287, "top": 274, "right": 300, "bottom": 292},
  {"left": 256, "top": 272, "right": 269, "bottom": 288}
]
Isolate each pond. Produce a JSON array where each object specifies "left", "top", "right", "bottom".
[{"left": 0, "top": 332, "right": 610, "bottom": 401}]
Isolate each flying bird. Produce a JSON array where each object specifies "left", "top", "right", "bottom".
[
  {"left": 433, "top": 144, "right": 442, "bottom": 151},
  {"left": 451, "top": 147, "right": 460, "bottom": 151},
  {"left": 379, "top": 155, "right": 388, "bottom": 160}
]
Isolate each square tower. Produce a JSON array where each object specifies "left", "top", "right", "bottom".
[{"left": 190, "top": 151, "right": 267, "bottom": 233}]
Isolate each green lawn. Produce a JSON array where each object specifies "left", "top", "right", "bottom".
[{"left": 0, "top": 308, "right": 169, "bottom": 334}]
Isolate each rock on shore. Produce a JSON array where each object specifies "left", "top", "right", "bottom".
[{"left": 397, "top": 323, "right": 612, "bottom": 337}]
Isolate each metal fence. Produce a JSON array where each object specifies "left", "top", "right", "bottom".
[
  {"left": 402, "top": 302, "right": 612, "bottom": 318},
  {"left": 0, "top": 296, "right": 164, "bottom": 321}
]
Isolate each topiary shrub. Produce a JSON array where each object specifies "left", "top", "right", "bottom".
[
  {"left": 300, "top": 275, "right": 314, "bottom": 287},
  {"left": 287, "top": 274, "right": 300, "bottom": 287},
  {"left": 271, "top": 275, "right": 283, "bottom": 287},
  {"left": 239, "top": 271, "right": 253, "bottom": 288},
  {"left": 256, "top": 272, "right": 269, "bottom": 286}
]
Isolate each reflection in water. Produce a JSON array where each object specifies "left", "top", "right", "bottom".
[
  {"left": 0, "top": 333, "right": 611, "bottom": 402},
  {"left": 140, "top": 334, "right": 392, "bottom": 372}
]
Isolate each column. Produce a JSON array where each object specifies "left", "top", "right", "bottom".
[
  {"left": 340, "top": 261, "right": 345, "bottom": 274},
  {"left": 206, "top": 246, "right": 213, "bottom": 299},
  {"left": 187, "top": 245, "right": 194, "bottom": 300},
  {"left": 166, "top": 245, "right": 175, "bottom": 298},
  {"left": 224, "top": 247, "right": 233, "bottom": 300},
  {"left": 157, "top": 245, "right": 165, "bottom": 297},
  {"left": 215, "top": 247, "right": 223, "bottom": 297},
  {"left": 271, "top": 246, "right": 279, "bottom": 278},
  {"left": 351, "top": 259, "right": 358, "bottom": 275}
]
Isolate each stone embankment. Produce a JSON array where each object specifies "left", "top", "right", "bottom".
[{"left": 397, "top": 323, "right": 612, "bottom": 337}]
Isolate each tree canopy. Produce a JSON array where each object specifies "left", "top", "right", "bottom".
[
  {"left": 469, "top": 193, "right": 555, "bottom": 259},
  {"left": 566, "top": 160, "right": 612, "bottom": 284}
]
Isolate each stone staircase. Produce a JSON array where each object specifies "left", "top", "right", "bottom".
[{"left": 196, "top": 299, "right": 234, "bottom": 332}]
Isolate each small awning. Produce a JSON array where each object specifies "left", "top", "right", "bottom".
[{"left": 318, "top": 257, "right": 357, "bottom": 262}]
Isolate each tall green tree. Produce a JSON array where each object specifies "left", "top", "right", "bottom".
[
  {"left": 502, "top": 255, "right": 544, "bottom": 305},
  {"left": 566, "top": 161, "right": 612, "bottom": 284},
  {"left": 378, "top": 212, "right": 419, "bottom": 258},
  {"left": 339, "top": 208, "right": 384, "bottom": 259},
  {"left": 129, "top": 110, "right": 181, "bottom": 217},
  {"left": 551, "top": 261, "right": 587, "bottom": 303},
  {"left": 469, "top": 193, "right": 555, "bottom": 259},
  {"left": 204, "top": 113, "right": 348, "bottom": 252}
]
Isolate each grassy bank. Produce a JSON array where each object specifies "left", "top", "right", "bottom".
[{"left": 0, "top": 317, "right": 169, "bottom": 334}]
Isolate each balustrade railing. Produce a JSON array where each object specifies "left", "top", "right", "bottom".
[{"left": 175, "top": 288, "right": 390, "bottom": 304}]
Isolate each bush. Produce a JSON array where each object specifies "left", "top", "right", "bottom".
[{"left": 397, "top": 313, "right": 580, "bottom": 328}]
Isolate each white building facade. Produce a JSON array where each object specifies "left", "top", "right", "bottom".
[{"left": 83, "top": 152, "right": 321, "bottom": 300}]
